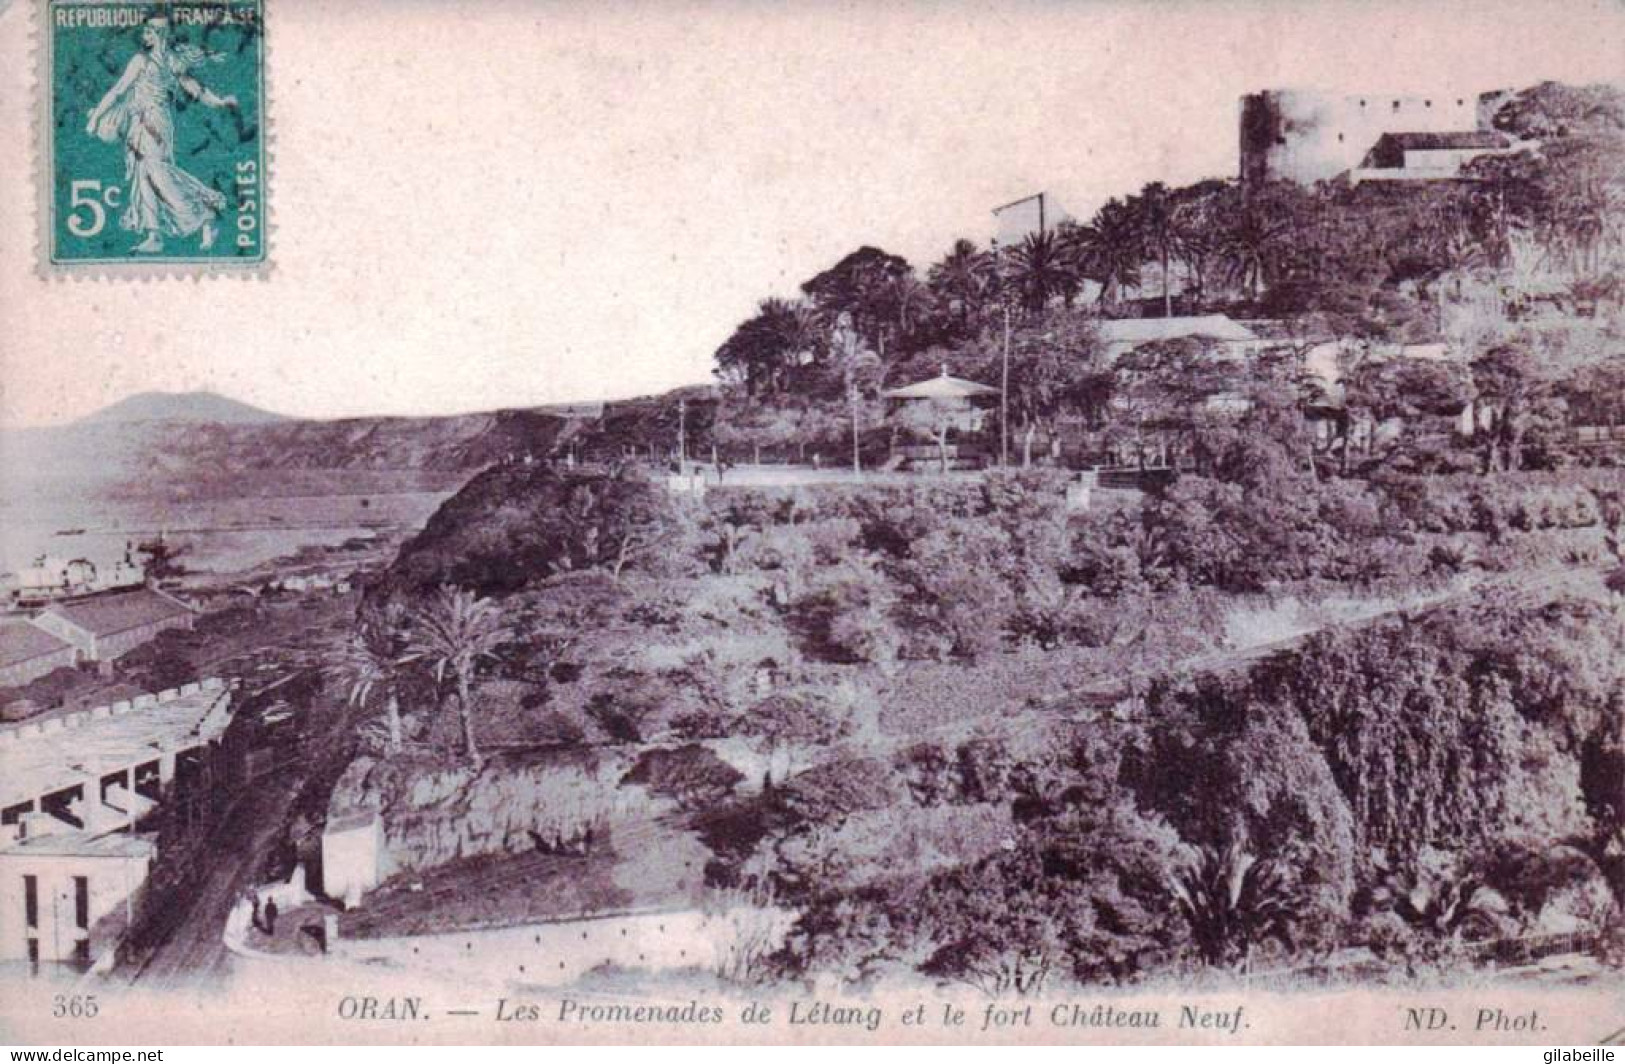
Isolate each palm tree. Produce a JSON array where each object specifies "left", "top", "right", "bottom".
[
  {"left": 331, "top": 602, "right": 408, "bottom": 755},
  {"left": 1420, "top": 212, "right": 1489, "bottom": 329},
  {"left": 786, "top": 300, "right": 825, "bottom": 355},
  {"left": 885, "top": 273, "right": 937, "bottom": 347},
  {"left": 1000, "top": 230, "right": 1078, "bottom": 314},
  {"left": 1063, "top": 201, "right": 1143, "bottom": 310},
  {"left": 1167, "top": 179, "right": 1228, "bottom": 309},
  {"left": 1132, "top": 182, "right": 1185, "bottom": 318},
  {"left": 715, "top": 298, "right": 812, "bottom": 398},
  {"left": 401, "top": 587, "right": 511, "bottom": 770},
  {"left": 928, "top": 238, "right": 998, "bottom": 328},
  {"left": 846, "top": 258, "right": 909, "bottom": 354},
  {"left": 1218, "top": 204, "right": 1293, "bottom": 303},
  {"left": 830, "top": 312, "right": 881, "bottom": 473},
  {"left": 1169, "top": 843, "right": 1304, "bottom": 967},
  {"left": 1387, "top": 872, "right": 1507, "bottom": 940}
]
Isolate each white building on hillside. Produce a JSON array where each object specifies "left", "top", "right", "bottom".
[
  {"left": 1097, "top": 315, "right": 1265, "bottom": 362},
  {"left": 0, "top": 679, "right": 232, "bottom": 967}
]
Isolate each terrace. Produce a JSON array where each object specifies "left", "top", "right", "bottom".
[{"left": 0, "top": 680, "right": 232, "bottom": 835}]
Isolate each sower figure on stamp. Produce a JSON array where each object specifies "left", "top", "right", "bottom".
[{"left": 84, "top": 16, "right": 239, "bottom": 255}]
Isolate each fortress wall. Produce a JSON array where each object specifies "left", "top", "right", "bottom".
[{"left": 1241, "top": 90, "right": 1485, "bottom": 184}]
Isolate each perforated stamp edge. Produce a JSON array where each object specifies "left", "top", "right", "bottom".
[{"left": 31, "top": 0, "right": 275, "bottom": 281}]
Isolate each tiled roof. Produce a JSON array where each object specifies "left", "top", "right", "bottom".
[
  {"left": 0, "top": 622, "right": 74, "bottom": 669},
  {"left": 1376, "top": 131, "right": 1510, "bottom": 151},
  {"left": 1098, "top": 315, "right": 1259, "bottom": 346},
  {"left": 44, "top": 589, "right": 194, "bottom": 638}
]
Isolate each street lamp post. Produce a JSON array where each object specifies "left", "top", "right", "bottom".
[
  {"left": 677, "top": 398, "right": 687, "bottom": 468},
  {"left": 1001, "top": 303, "right": 1012, "bottom": 467}
]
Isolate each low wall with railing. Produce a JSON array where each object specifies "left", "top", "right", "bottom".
[{"left": 331, "top": 904, "right": 793, "bottom": 987}]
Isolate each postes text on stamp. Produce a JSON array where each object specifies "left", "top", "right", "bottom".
[{"left": 45, "top": 0, "right": 266, "bottom": 269}]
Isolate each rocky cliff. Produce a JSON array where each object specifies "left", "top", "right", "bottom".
[{"left": 327, "top": 747, "right": 655, "bottom": 876}]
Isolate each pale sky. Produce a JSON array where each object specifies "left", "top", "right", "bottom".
[{"left": 1, "top": 0, "right": 1621, "bottom": 426}]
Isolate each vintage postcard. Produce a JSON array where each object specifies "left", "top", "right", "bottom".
[{"left": 1, "top": 0, "right": 1623, "bottom": 1049}]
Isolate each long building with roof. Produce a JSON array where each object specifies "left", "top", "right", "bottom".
[
  {"left": 1096, "top": 314, "right": 1265, "bottom": 361},
  {"left": 31, "top": 588, "right": 196, "bottom": 666},
  {"left": 0, "top": 621, "right": 78, "bottom": 689}
]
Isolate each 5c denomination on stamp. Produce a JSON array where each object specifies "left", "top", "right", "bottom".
[{"left": 43, "top": 0, "right": 266, "bottom": 271}]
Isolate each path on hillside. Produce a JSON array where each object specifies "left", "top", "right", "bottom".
[
  {"left": 1036, "top": 563, "right": 1614, "bottom": 717},
  {"left": 131, "top": 771, "right": 304, "bottom": 988},
  {"left": 129, "top": 653, "right": 343, "bottom": 988},
  {"left": 125, "top": 561, "right": 1613, "bottom": 979}
]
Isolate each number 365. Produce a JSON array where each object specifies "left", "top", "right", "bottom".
[
  {"left": 66, "top": 179, "right": 121, "bottom": 238},
  {"left": 53, "top": 994, "right": 99, "bottom": 1018}
]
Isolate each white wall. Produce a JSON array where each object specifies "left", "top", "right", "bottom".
[
  {"left": 322, "top": 817, "right": 384, "bottom": 906},
  {"left": 0, "top": 848, "right": 151, "bottom": 963},
  {"left": 1257, "top": 90, "right": 1481, "bottom": 184}
]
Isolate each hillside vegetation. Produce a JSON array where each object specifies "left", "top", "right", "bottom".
[
  {"left": 329, "top": 439, "right": 1625, "bottom": 986},
  {"left": 309, "top": 78, "right": 1625, "bottom": 990}
]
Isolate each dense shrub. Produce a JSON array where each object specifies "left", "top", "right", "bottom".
[
  {"left": 385, "top": 463, "right": 688, "bottom": 598},
  {"left": 1126, "top": 677, "right": 1358, "bottom": 936},
  {"left": 621, "top": 745, "right": 745, "bottom": 810},
  {"left": 1251, "top": 600, "right": 1619, "bottom": 883},
  {"left": 787, "top": 559, "right": 901, "bottom": 665}
]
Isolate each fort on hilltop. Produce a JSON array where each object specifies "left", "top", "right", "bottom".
[{"left": 1239, "top": 88, "right": 1526, "bottom": 186}]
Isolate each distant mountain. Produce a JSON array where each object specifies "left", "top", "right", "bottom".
[
  {"left": 78, "top": 391, "right": 288, "bottom": 425},
  {"left": 0, "top": 385, "right": 712, "bottom": 504},
  {"left": 0, "top": 403, "right": 581, "bottom": 504}
]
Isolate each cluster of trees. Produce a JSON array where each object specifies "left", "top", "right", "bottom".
[
  {"left": 705, "top": 429, "right": 1623, "bottom": 664},
  {"left": 332, "top": 585, "right": 510, "bottom": 768},
  {"left": 343, "top": 408, "right": 1625, "bottom": 780},
  {"left": 1472, "top": 81, "right": 1625, "bottom": 280},
  {"left": 387, "top": 461, "right": 682, "bottom": 596},
  {"left": 746, "top": 592, "right": 1625, "bottom": 989},
  {"left": 317, "top": 351, "right": 1625, "bottom": 987},
  {"left": 700, "top": 81, "right": 1623, "bottom": 469}
]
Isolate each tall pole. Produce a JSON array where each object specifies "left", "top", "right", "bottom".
[
  {"left": 677, "top": 398, "right": 687, "bottom": 468},
  {"left": 126, "top": 770, "right": 135, "bottom": 931},
  {"left": 1001, "top": 303, "right": 1012, "bottom": 467},
  {"left": 851, "top": 389, "right": 860, "bottom": 476},
  {"left": 845, "top": 323, "right": 867, "bottom": 477}
]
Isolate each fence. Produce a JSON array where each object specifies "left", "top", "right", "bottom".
[
  {"left": 331, "top": 904, "right": 793, "bottom": 988},
  {"left": 1572, "top": 425, "right": 1625, "bottom": 449}
]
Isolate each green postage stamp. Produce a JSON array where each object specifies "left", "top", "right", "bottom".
[{"left": 43, "top": 0, "right": 267, "bottom": 270}]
